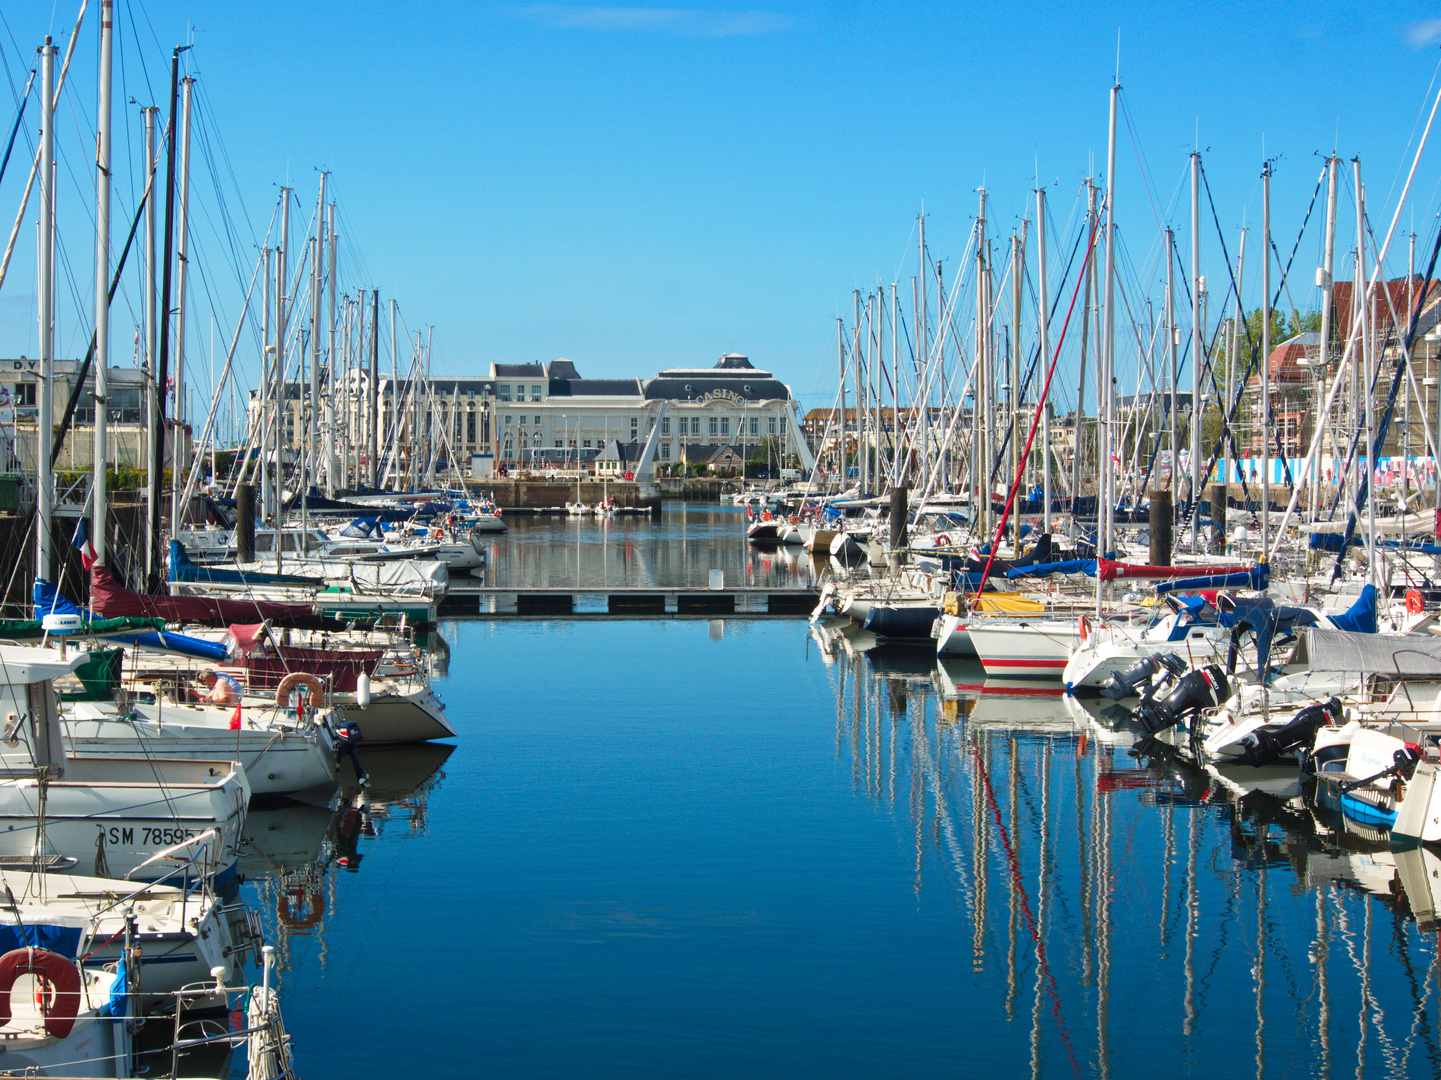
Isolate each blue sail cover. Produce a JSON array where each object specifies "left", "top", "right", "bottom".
[
  {"left": 1153, "top": 564, "right": 1271, "bottom": 595},
  {"left": 169, "top": 542, "right": 316, "bottom": 587},
  {"left": 1329, "top": 584, "right": 1378, "bottom": 635},
  {"left": 34, "top": 576, "right": 229, "bottom": 661},
  {"left": 1005, "top": 559, "right": 1097, "bottom": 580}
]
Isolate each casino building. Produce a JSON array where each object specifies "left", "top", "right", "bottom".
[{"left": 272, "top": 353, "right": 815, "bottom": 479}]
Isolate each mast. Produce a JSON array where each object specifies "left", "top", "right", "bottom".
[
  {"left": 260, "top": 246, "right": 272, "bottom": 521},
  {"left": 1101, "top": 82, "right": 1119, "bottom": 586},
  {"left": 309, "top": 178, "right": 325, "bottom": 497},
  {"left": 425, "top": 326, "right": 435, "bottom": 486},
  {"left": 369, "top": 290, "right": 379, "bottom": 488},
  {"left": 854, "top": 290, "right": 866, "bottom": 496},
  {"left": 142, "top": 105, "right": 158, "bottom": 577},
  {"left": 1165, "top": 227, "right": 1177, "bottom": 523},
  {"left": 1189, "top": 152, "right": 1202, "bottom": 522},
  {"left": 1356, "top": 160, "right": 1375, "bottom": 584},
  {"left": 1011, "top": 230, "right": 1023, "bottom": 553},
  {"left": 918, "top": 214, "right": 927, "bottom": 481},
  {"left": 1260, "top": 160, "right": 1272, "bottom": 561},
  {"left": 147, "top": 47, "right": 183, "bottom": 592},
  {"left": 276, "top": 188, "right": 290, "bottom": 528},
  {"left": 326, "top": 200, "right": 337, "bottom": 493},
  {"left": 169, "top": 75, "right": 193, "bottom": 539},
  {"left": 390, "top": 298, "right": 399, "bottom": 490},
  {"left": 1071, "top": 181, "right": 1095, "bottom": 530},
  {"left": 976, "top": 191, "right": 988, "bottom": 538},
  {"left": 1036, "top": 186, "right": 1052, "bottom": 533},
  {"left": 91, "top": 1, "right": 114, "bottom": 569},
  {"left": 1316, "top": 158, "right": 1339, "bottom": 518},
  {"left": 36, "top": 37, "right": 56, "bottom": 592}
]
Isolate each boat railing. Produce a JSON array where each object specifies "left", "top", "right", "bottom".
[{"left": 124, "top": 828, "right": 219, "bottom": 883}]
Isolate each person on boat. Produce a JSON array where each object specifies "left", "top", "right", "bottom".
[{"left": 201, "top": 668, "right": 243, "bottom": 705}]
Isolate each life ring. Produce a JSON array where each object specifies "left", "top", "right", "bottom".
[
  {"left": 624, "top": 471, "right": 634, "bottom": 481},
  {"left": 1407, "top": 589, "right": 1425, "bottom": 615},
  {"left": 275, "top": 672, "right": 325, "bottom": 711},
  {"left": 277, "top": 889, "right": 326, "bottom": 931},
  {"left": 431, "top": 527, "right": 444, "bottom": 540},
  {"left": 1078, "top": 614, "right": 1092, "bottom": 642},
  {"left": 936, "top": 534, "right": 952, "bottom": 547},
  {"left": 0, "top": 948, "right": 80, "bottom": 1039}
]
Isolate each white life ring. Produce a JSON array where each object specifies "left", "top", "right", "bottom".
[{"left": 936, "top": 533, "right": 953, "bottom": 547}]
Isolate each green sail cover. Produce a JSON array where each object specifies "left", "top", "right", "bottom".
[{"left": 0, "top": 616, "right": 166, "bottom": 640}]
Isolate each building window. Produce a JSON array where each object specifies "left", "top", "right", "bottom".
[
  {"left": 504, "top": 415, "right": 513, "bottom": 426},
  {"left": 749, "top": 417, "right": 758, "bottom": 436},
  {"left": 554, "top": 440, "right": 563, "bottom": 448},
  {"left": 630, "top": 418, "right": 638, "bottom": 437},
  {"left": 498, "top": 385, "right": 511, "bottom": 402},
  {"left": 531, "top": 385, "right": 543, "bottom": 401},
  {"left": 720, "top": 417, "right": 730, "bottom": 437},
  {"left": 661, "top": 416, "right": 671, "bottom": 436},
  {"left": 583, "top": 440, "right": 592, "bottom": 449},
  {"left": 769, "top": 417, "right": 777, "bottom": 435},
  {"left": 661, "top": 442, "right": 671, "bottom": 460},
  {"left": 534, "top": 415, "right": 541, "bottom": 427},
  {"left": 520, "top": 415, "right": 527, "bottom": 425},
  {"left": 467, "top": 413, "right": 476, "bottom": 443},
  {"left": 709, "top": 417, "right": 718, "bottom": 437}
]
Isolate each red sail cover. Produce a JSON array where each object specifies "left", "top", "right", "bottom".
[
  {"left": 90, "top": 566, "right": 315, "bottom": 624},
  {"left": 1096, "top": 560, "right": 1254, "bottom": 582}
]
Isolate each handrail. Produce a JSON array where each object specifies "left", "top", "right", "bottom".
[{"left": 123, "top": 828, "right": 217, "bottom": 881}]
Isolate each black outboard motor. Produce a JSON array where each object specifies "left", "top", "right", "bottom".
[
  {"left": 1101, "top": 652, "right": 1187, "bottom": 701},
  {"left": 332, "top": 718, "right": 369, "bottom": 788},
  {"left": 1135, "top": 664, "right": 1230, "bottom": 736},
  {"left": 1238, "top": 697, "right": 1343, "bottom": 768}
]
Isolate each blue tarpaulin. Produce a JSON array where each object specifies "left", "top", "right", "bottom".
[
  {"left": 1329, "top": 584, "right": 1378, "bottom": 635},
  {"left": 1154, "top": 564, "right": 1272, "bottom": 595},
  {"left": 1005, "top": 559, "right": 1097, "bottom": 580}
]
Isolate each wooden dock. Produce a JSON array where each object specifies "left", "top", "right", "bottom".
[{"left": 438, "top": 585, "right": 818, "bottom": 618}]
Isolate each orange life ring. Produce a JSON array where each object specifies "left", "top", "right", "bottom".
[
  {"left": 277, "top": 889, "right": 326, "bottom": 931},
  {"left": 275, "top": 672, "right": 325, "bottom": 711},
  {"left": 1078, "top": 614, "right": 1092, "bottom": 642},
  {"left": 0, "top": 948, "right": 80, "bottom": 1039},
  {"left": 624, "top": 471, "right": 634, "bottom": 481},
  {"left": 1407, "top": 589, "right": 1425, "bottom": 615},
  {"left": 936, "top": 534, "right": 952, "bottom": 547}
]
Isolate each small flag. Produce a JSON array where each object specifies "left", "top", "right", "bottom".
[
  {"left": 71, "top": 520, "right": 98, "bottom": 571},
  {"left": 228, "top": 704, "right": 242, "bottom": 731}
]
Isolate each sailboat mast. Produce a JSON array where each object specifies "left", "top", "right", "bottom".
[
  {"left": 169, "top": 75, "right": 193, "bottom": 537},
  {"left": 1036, "top": 187, "right": 1051, "bottom": 533},
  {"left": 142, "top": 105, "right": 158, "bottom": 578},
  {"left": 1189, "top": 153, "right": 1202, "bottom": 524},
  {"left": 36, "top": 37, "right": 56, "bottom": 591},
  {"left": 1011, "top": 230, "right": 1023, "bottom": 553},
  {"left": 1260, "top": 160, "right": 1271, "bottom": 561},
  {"left": 260, "top": 246, "right": 272, "bottom": 519},
  {"left": 1355, "top": 161, "right": 1375, "bottom": 585},
  {"left": 91, "top": 1, "right": 113, "bottom": 569},
  {"left": 1316, "top": 158, "right": 1339, "bottom": 519},
  {"left": 327, "top": 201, "right": 337, "bottom": 493},
  {"left": 1101, "top": 82, "right": 1119, "bottom": 578},
  {"left": 370, "top": 290, "right": 379, "bottom": 489},
  {"left": 310, "top": 177, "right": 325, "bottom": 496},
  {"left": 1165, "top": 227, "right": 1176, "bottom": 527},
  {"left": 1071, "top": 181, "right": 1095, "bottom": 531}
]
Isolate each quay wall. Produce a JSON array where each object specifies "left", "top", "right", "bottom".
[{"left": 464, "top": 479, "right": 662, "bottom": 513}]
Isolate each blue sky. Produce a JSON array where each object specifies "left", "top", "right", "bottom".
[{"left": 3, "top": 1, "right": 1441, "bottom": 412}]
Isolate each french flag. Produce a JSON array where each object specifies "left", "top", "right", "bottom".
[{"left": 72, "top": 519, "right": 98, "bottom": 571}]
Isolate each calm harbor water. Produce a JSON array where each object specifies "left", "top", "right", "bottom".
[{"left": 233, "top": 509, "right": 1440, "bottom": 1079}]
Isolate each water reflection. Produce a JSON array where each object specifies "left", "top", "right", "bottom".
[
  {"left": 476, "top": 503, "right": 822, "bottom": 589},
  {"left": 238, "top": 744, "right": 453, "bottom": 976},
  {"left": 815, "top": 618, "right": 1441, "bottom": 1079}
]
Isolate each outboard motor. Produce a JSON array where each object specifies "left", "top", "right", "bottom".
[
  {"left": 1101, "top": 652, "right": 1187, "bottom": 701},
  {"left": 1135, "top": 664, "right": 1230, "bottom": 736},
  {"left": 1238, "top": 697, "right": 1343, "bottom": 768},
  {"left": 332, "top": 718, "right": 369, "bottom": 788}
]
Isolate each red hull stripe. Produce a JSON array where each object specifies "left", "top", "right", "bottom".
[{"left": 978, "top": 657, "right": 1068, "bottom": 669}]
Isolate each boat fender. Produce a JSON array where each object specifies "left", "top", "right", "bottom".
[
  {"left": 0, "top": 948, "right": 81, "bottom": 1038},
  {"left": 275, "top": 672, "right": 325, "bottom": 715},
  {"left": 277, "top": 888, "right": 326, "bottom": 931},
  {"left": 1078, "top": 614, "right": 1092, "bottom": 642},
  {"left": 356, "top": 672, "right": 372, "bottom": 710}
]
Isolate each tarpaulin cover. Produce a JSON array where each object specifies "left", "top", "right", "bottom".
[
  {"left": 227, "top": 622, "right": 269, "bottom": 653},
  {"left": 111, "top": 631, "right": 231, "bottom": 662},
  {"left": 170, "top": 542, "right": 319, "bottom": 587},
  {"left": 1328, "top": 584, "right": 1378, "bottom": 635},
  {"left": 1006, "top": 559, "right": 1097, "bottom": 580},
  {"left": 1309, "top": 532, "right": 1364, "bottom": 552},
  {"left": 1153, "top": 564, "right": 1271, "bottom": 595},
  {"left": 0, "top": 924, "right": 82, "bottom": 958},
  {"left": 90, "top": 565, "right": 315, "bottom": 624},
  {"left": 1096, "top": 559, "right": 1254, "bottom": 582},
  {"left": 244, "top": 645, "right": 382, "bottom": 693},
  {"left": 1302, "top": 626, "right": 1441, "bottom": 674},
  {"left": 1218, "top": 598, "right": 1320, "bottom": 679}
]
